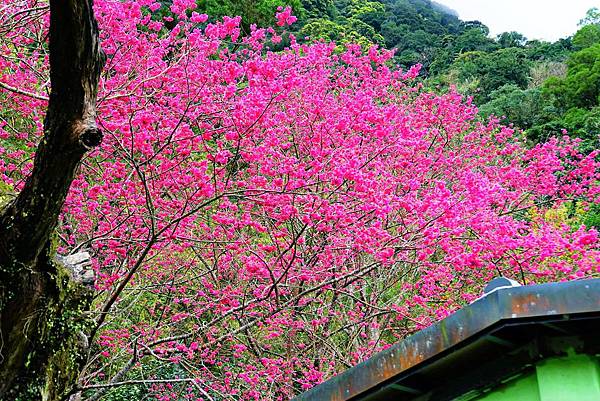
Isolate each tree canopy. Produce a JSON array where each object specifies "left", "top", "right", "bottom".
[{"left": 0, "top": 2, "right": 599, "bottom": 401}]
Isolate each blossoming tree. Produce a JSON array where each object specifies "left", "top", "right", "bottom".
[{"left": 0, "top": 1, "right": 598, "bottom": 400}]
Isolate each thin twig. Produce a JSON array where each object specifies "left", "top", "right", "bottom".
[{"left": 0, "top": 81, "right": 48, "bottom": 101}]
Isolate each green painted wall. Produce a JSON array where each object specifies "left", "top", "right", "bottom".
[
  {"left": 470, "top": 354, "right": 600, "bottom": 401},
  {"left": 536, "top": 354, "right": 600, "bottom": 401},
  {"left": 472, "top": 373, "right": 540, "bottom": 401}
]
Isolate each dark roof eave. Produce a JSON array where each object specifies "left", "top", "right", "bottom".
[{"left": 291, "top": 278, "right": 600, "bottom": 401}]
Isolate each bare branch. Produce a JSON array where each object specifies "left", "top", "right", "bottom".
[{"left": 0, "top": 81, "right": 49, "bottom": 101}]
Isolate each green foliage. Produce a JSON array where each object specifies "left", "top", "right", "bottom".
[
  {"left": 299, "top": 0, "right": 387, "bottom": 48},
  {"left": 525, "top": 38, "right": 573, "bottom": 62},
  {"left": 496, "top": 31, "right": 527, "bottom": 48},
  {"left": 559, "top": 107, "right": 600, "bottom": 152},
  {"left": 0, "top": 181, "right": 14, "bottom": 210},
  {"left": 451, "top": 26, "right": 495, "bottom": 53},
  {"left": 477, "top": 17, "right": 598, "bottom": 149},
  {"left": 477, "top": 48, "right": 531, "bottom": 100},
  {"left": 428, "top": 21, "right": 498, "bottom": 75},
  {"left": 572, "top": 24, "right": 600, "bottom": 49},
  {"left": 479, "top": 85, "right": 554, "bottom": 129},
  {"left": 582, "top": 203, "right": 600, "bottom": 229},
  {"left": 447, "top": 48, "right": 531, "bottom": 103},
  {"left": 300, "top": 18, "right": 344, "bottom": 42},
  {"left": 300, "top": 16, "right": 384, "bottom": 47},
  {"left": 197, "top": 0, "right": 304, "bottom": 28},
  {"left": 579, "top": 7, "right": 600, "bottom": 27},
  {"left": 544, "top": 44, "right": 600, "bottom": 110},
  {"left": 374, "top": 0, "right": 465, "bottom": 69},
  {"left": 101, "top": 385, "right": 145, "bottom": 401},
  {"left": 345, "top": 0, "right": 385, "bottom": 28},
  {"left": 302, "top": 0, "right": 336, "bottom": 18}
]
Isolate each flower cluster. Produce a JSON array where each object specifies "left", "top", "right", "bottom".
[{"left": 0, "top": 1, "right": 598, "bottom": 400}]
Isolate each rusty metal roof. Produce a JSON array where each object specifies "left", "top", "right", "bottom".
[{"left": 291, "top": 278, "right": 600, "bottom": 401}]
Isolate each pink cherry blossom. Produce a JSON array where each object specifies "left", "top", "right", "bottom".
[
  {"left": 0, "top": 1, "right": 598, "bottom": 400},
  {"left": 275, "top": 6, "right": 297, "bottom": 27}
]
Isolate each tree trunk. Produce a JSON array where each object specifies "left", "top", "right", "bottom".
[{"left": 0, "top": 0, "right": 104, "bottom": 399}]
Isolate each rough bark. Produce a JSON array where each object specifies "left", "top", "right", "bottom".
[{"left": 0, "top": 0, "right": 104, "bottom": 400}]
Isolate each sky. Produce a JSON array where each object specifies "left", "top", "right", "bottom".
[{"left": 439, "top": 0, "right": 599, "bottom": 42}]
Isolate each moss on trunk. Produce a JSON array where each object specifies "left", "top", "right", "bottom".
[
  {"left": 0, "top": 246, "right": 94, "bottom": 401},
  {"left": 0, "top": 0, "right": 104, "bottom": 398}
]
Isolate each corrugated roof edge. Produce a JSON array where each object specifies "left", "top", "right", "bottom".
[{"left": 290, "top": 278, "right": 600, "bottom": 401}]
